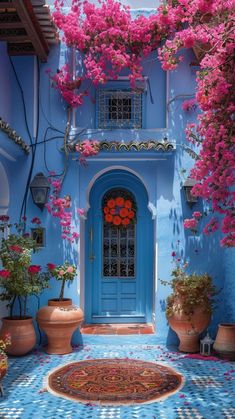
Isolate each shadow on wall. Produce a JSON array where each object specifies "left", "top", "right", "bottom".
[{"left": 156, "top": 155, "right": 175, "bottom": 202}]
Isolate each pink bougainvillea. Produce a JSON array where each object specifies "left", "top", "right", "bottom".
[
  {"left": 45, "top": 176, "right": 79, "bottom": 243},
  {"left": 51, "top": 0, "right": 235, "bottom": 246},
  {"left": 157, "top": 0, "right": 235, "bottom": 246}
]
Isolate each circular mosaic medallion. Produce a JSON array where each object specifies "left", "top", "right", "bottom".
[{"left": 46, "top": 358, "right": 184, "bottom": 405}]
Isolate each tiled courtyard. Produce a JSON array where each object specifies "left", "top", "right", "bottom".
[{"left": 1, "top": 335, "right": 234, "bottom": 419}]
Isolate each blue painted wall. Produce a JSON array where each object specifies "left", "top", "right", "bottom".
[{"left": 0, "top": 9, "right": 234, "bottom": 346}]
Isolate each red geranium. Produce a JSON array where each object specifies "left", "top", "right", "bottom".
[
  {"left": 31, "top": 217, "right": 41, "bottom": 225},
  {"left": 125, "top": 200, "right": 132, "bottom": 209},
  {"left": 107, "top": 199, "right": 115, "bottom": 208},
  {"left": 47, "top": 263, "right": 56, "bottom": 271},
  {"left": 128, "top": 210, "right": 135, "bottom": 219},
  {"left": 110, "top": 208, "right": 116, "bottom": 215},
  {"left": 28, "top": 265, "right": 41, "bottom": 275},
  {"left": 9, "top": 245, "right": 23, "bottom": 253},
  {"left": 116, "top": 197, "right": 124, "bottom": 207},
  {"left": 113, "top": 215, "right": 121, "bottom": 226},
  {"left": 103, "top": 206, "right": 110, "bottom": 214},
  {"left": 120, "top": 208, "right": 129, "bottom": 218},
  {"left": 122, "top": 218, "right": 130, "bottom": 226},
  {"left": 0, "top": 215, "right": 9, "bottom": 222},
  {"left": 0, "top": 269, "right": 10, "bottom": 278},
  {"left": 105, "top": 214, "right": 113, "bottom": 223}
]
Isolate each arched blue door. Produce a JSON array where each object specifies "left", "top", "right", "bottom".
[{"left": 85, "top": 170, "right": 153, "bottom": 323}]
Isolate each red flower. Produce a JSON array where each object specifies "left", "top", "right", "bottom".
[
  {"left": 28, "top": 265, "right": 41, "bottom": 275},
  {"left": 128, "top": 210, "right": 135, "bottom": 219},
  {"left": 122, "top": 218, "right": 130, "bottom": 226},
  {"left": 105, "top": 214, "right": 113, "bottom": 223},
  {"left": 107, "top": 199, "right": 115, "bottom": 209},
  {"left": 9, "top": 245, "right": 23, "bottom": 253},
  {"left": 47, "top": 263, "right": 56, "bottom": 271},
  {"left": 115, "top": 197, "right": 124, "bottom": 207},
  {"left": 31, "top": 217, "right": 41, "bottom": 225},
  {"left": 103, "top": 206, "right": 110, "bottom": 214},
  {"left": 171, "top": 251, "right": 176, "bottom": 257},
  {"left": 110, "top": 208, "right": 116, "bottom": 215},
  {"left": 0, "top": 270, "right": 10, "bottom": 278},
  {"left": 120, "top": 208, "right": 129, "bottom": 218},
  {"left": 0, "top": 215, "right": 9, "bottom": 222},
  {"left": 113, "top": 216, "right": 121, "bottom": 226},
  {"left": 125, "top": 200, "right": 132, "bottom": 209}
]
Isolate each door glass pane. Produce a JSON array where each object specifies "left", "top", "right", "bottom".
[{"left": 102, "top": 189, "right": 136, "bottom": 278}]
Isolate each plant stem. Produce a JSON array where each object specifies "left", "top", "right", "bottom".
[
  {"left": 10, "top": 295, "right": 16, "bottom": 318},
  {"left": 23, "top": 297, "right": 27, "bottom": 317},
  {"left": 18, "top": 296, "right": 22, "bottom": 318},
  {"left": 59, "top": 279, "right": 65, "bottom": 300}
]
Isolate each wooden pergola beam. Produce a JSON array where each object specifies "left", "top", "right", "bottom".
[{"left": 12, "top": 0, "right": 49, "bottom": 62}]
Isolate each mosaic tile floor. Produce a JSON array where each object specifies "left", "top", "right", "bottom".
[{"left": 0, "top": 335, "right": 235, "bottom": 419}]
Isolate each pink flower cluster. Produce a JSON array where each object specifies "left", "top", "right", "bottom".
[
  {"left": 182, "top": 99, "right": 197, "bottom": 112},
  {"left": 75, "top": 140, "right": 100, "bottom": 164},
  {"left": 157, "top": 0, "right": 235, "bottom": 246},
  {"left": 183, "top": 218, "right": 198, "bottom": 233},
  {"left": 52, "top": 0, "right": 176, "bottom": 106},
  {"left": 45, "top": 176, "right": 79, "bottom": 243}
]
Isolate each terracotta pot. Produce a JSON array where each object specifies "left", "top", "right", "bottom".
[
  {"left": 0, "top": 317, "right": 36, "bottom": 356},
  {"left": 168, "top": 306, "right": 211, "bottom": 353},
  {"left": 0, "top": 351, "right": 8, "bottom": 381},
  {"left": 213, "top": 323, "right": 235, "bottom": 361},
  {"left": 0, "top": 351, "right": 8, "bottom": 396},
  {"left": 36, "top": 299, "right": 84, "bottom": 355}
]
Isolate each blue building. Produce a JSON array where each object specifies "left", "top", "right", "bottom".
[{"left": 0, "top": 0, "right": 234, "bottom": 346}]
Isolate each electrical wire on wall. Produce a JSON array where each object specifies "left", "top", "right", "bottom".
[{"left": 9, "top": 56, "right": 39, "bottom": 223}]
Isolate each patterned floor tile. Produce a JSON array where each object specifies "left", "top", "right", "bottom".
[{"left": 0, "top": 338, "right": 234, "bottom": 418}]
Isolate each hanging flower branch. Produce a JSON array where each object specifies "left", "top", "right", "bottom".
[
  {"left": 52, "top": 0, "right": 170, "bottom": 107},
  {"left": 51, "top": 0, "right": 235, "bottom": 246},
  {"left": 157, "top": 0, "right": 235, "bottom": 247},
  {"left": 45, "top": 175, "right": 79, "bottom": 243}
]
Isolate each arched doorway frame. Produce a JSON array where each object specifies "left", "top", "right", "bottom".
[{"left": 79, "top": 166, "right": 157, "bottom": 325}]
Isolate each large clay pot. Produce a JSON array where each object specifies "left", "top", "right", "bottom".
[
  {"left": 0, "top": 317, "right": 36, "bottom": 356},
  {"left": 36, "top": 299, "right": 84, "bottom": 355},
  {"left": 168, "top": 306, "right": 211, "bottom": 353},
  {"left": 213, "top": 323, "right": 235, "bottom": 361}
]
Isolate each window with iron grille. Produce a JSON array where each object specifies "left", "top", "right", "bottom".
[{"left": 97, "top": 89, "right": 142, "bottom": 129}]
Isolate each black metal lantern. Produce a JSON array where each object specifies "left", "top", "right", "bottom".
[
  {"left": 182, "top": 177, "right": 198, "bottom": 206},
  {"left": 30, "top": 172, "right": 50, "bottom": 211}
]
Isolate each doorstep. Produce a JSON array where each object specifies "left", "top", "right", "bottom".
[{"left": 80, "top": 323, "right": 155, "bottom": 335}]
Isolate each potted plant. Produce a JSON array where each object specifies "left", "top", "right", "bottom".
[
  {"left": 36, "top": 262, "right": 83, "bottom": 355},
  {"left": 0, "top": 333, "right": 11, "bottom": 396},
  {"left": 0, "top": 216, "right": 50, "bottom": 356},
  {"left": 162, "top": 263, "right": 218, "bottom": 353}
]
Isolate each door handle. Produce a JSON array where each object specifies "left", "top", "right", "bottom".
[{"left": 89, "top": 227, "right": 95, "bottom": 262}]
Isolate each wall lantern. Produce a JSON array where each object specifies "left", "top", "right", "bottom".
[
  {"left": 182, "top": 177, "right": 198, "bottom": 206},
  {"left": 30, "top": 172, "right": 50, "bottom": 211},
  {"left": 200, "top": 332, "right": 214, "bottom": 357}
]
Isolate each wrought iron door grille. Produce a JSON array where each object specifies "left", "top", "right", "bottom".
[
  {"left": 98, "top": 89, "right": 142, "bottom": 129},
  {"left": 103, "top": 224, "right": 135, "bottom": 277}
]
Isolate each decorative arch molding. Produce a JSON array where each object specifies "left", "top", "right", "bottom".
[
  {"left": 85, "top": 165, "right": 157, "bottom": 219},
  {"left": 79, "top": 166, "right": 157, "bottom": 324}
]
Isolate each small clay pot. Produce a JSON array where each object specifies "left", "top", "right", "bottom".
[
  {"left": 37, "top": 299, "right": 84, "bottom": 355},
  {"left": 213, "top": 323, "right": 235, "bottom": 361}
]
